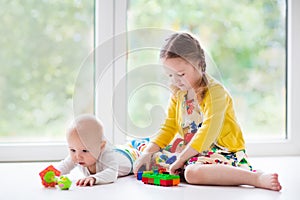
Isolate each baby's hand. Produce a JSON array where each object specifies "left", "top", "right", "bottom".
[{"left": 76, "top": 177, "right": 96, "bottom": 187}]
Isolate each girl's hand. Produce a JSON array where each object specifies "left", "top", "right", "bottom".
[
  {"left": 169, "top": 158, "right": 185, "bottom": 175},
  {"left": 133, "top": 142, "right": 160, "bottom": 175},
  {"left": 76, "top": 177, "right": 96, "bottom": 187},
  {"left": 133, "top": 153, "right": 153, "bottom": 174},
  {"left": 169, "top": 146, "right": 198, "bottom": 174}
]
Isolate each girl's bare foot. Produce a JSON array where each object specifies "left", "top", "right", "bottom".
[{"left": 256, "top": 173, "right": 282, "bottom": 191}]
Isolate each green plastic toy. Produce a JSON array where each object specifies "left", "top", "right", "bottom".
[
  {"left": 39, "top": 165, "right": 72, "bottom": 190},
  {"left": 57, "top": 176, "right": 72, "bottom": 190}
]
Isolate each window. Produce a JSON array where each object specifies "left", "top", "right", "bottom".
[
  {"left": 97, "top": 0, "right": 300, "bottom": 156},
  {"left": 0, "top": 1, "right": 94, "bottom": 161},
  {"left": 1, "top": 0, "right": 299, "bottom": 162},
  {"left": 122, "top": 0, "right": 300, "bottom": 155},
  {"left": 127, "top": 0, "right": 287, "bottom": 141}
]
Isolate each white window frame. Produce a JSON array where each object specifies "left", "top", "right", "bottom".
[
  {"left": 94, "top": 0, "right": 127, "bottom": 146},
  {"left": 100, "top": 0, "right": 300, "bottom": 157},
  {"left": 246, "top": 0, "right": 300, "bottom": 156},
  {"left": 0, "top": 0, "right": 299, "bottom": 162}
]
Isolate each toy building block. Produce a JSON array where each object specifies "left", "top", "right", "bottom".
[
  {"left": 137, "top": 170, "right": 153, "bottom": 181},
  {"left": 39, "top": 165, "right": 61, "bottom": 187},
  {"left": 141, "top": 172, "right": 180, "bottom": 186},
  {"left": 57, "top": 176, "right": 72, "bottom": 190},
  {"left": 39, "top": 165, "right": 72, "bottom": 190},
  {"left": 137, "top": 171, "right": 143, "bottom": 180}
]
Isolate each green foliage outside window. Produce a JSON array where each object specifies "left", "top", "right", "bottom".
[
  {"left": 0, "top": 0, "right": 94, "bottom": 142},
  {"left": 127, "top": 0, "right": 286, "bottom": 139}
]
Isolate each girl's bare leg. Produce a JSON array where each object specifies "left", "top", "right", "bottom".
[{"left": 184, "top": 164, "right": 282, "bottom": 191}]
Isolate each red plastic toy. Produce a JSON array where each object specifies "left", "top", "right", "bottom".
[
  {"left": 39, "top": 165, "right": 61, "bottom": 187},
  {"left": 138, "top": 171, "right": 180, "bottom": 187}
]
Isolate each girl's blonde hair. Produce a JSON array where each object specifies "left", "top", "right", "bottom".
[{"left": 160, "top": 32, "right": 208, "bottom": 102}]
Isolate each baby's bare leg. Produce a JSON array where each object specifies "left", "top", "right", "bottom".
[{"left": 184, "top": 164, "right": 282, "bottom": 191}]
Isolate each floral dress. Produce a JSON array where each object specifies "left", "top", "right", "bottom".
[{"left": 151, "top": 94, "right": 254, "bottom": 172}]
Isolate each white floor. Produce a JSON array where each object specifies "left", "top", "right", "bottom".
[{"left": 1, "top": 156, "right": 299, "bottom": 200}]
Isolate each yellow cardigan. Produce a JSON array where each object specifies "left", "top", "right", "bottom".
[{"left": 152, "top": 76, "right": 245, "bottom": 153}]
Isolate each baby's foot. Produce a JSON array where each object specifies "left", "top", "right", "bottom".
[{"left": 257, "top": 173, "right": 282, "bottom": 191}]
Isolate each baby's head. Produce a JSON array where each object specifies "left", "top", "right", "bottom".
[{"left": 66, "top": 114, "right": 106, "bottom": 166}]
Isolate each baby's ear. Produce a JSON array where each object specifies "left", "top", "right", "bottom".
[{"left": 100, "top": 140, "right": 106, "bottom": 151}]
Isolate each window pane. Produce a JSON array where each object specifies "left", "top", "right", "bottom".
[
  {"left": 127, "top": 0, "right": 286, "bottom": 140},
  {"left": 0, "top": 1, "right": 94, "bottom": 142}
]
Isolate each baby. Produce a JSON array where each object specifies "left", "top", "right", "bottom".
[{"left": 56, "top": 114, "right": 139, "bottom": 186}]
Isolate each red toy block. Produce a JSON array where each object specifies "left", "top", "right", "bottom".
[
  {"left": 140, "top": 172, "right": 180, "bottom": 187},
  {"left": 39, "top": 165, "right": 61, "bottom": 187}
]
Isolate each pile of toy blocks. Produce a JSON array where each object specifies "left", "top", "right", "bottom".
[{"left": 137, "top": 170, "right": 180, "bottom": 187}]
